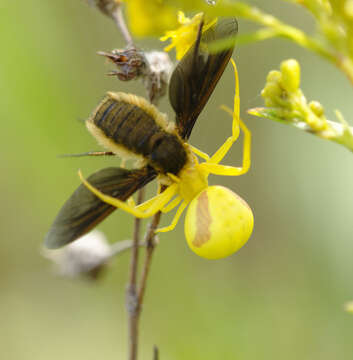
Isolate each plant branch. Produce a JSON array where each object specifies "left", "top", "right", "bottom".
[
  {"left": 153, "top": 345, "right": 159, "bottom": 360},
  {"left": 112, "top": 4, "right": 134, "bottom": 47},
  {"left": 203, "top": 0, "right": 353, "bottom": 85},
  {"left": 138, "top": 210, "right": 161, "bottom": 304},
  {"left": 127, "top": 188, "right": 145, "bottom": 360},
  {"left": 125, "top": 44, "right": 167, "bottom": 360},
  {"left": 90, "top": 0, "right": 134, "bottom": 46},
  {"left": 127, "top": 187, "right": 163, "bottom": 360},
  {"left": 249, "top": 107, "right": 353, "bottom": 152},
  {"left": 249, "top": 58, "right": 353, "bottom": 152},
  {"left": 129, "top": 189, "right": 145, "bottom": 287},
  {"left": 90, "top": 3, "right": 168, "bottom": 358}
]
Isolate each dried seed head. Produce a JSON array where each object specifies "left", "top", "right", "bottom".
[
  {"left": 99, "top": 48, "right": 147, "bottom": 81},
  {"left": 42, "top": 230, "right": 112, "bottom": 279},
  {"left": 143, "top": 51, "right": 173, "bottom": 104}
]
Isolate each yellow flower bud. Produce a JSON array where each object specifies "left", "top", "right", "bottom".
[
  {"left": 309, "top": 100, "right": 324, "bottom": 117},
  {"left": 184, "top": 186, "right": 253, "bottom": 259},
  {"left": 280, "top": 59, "right": 301, "bottom": 93},
  {"left": 266, "top": 70, "right": 282, "bottom": 84},
  {"left": 261, "top": 82, "right": 282, "bottom": 103}
]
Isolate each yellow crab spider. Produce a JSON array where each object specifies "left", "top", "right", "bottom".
[{"left": 79, "top": 59, "right": 253, "bottom": 259}]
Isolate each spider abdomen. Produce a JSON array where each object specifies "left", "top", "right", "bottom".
[{"left": 184, "top": 186, "right": 254, "bottom": 259}]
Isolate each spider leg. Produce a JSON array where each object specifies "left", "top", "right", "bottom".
[
  {"left": 189, "top": 145, "right": 210, "bottom": 160},
  {"left": 127, "top": 197, "right": 136, "bottom": 207},
  {"left": 79, "top": 170, "right": 178, "bottom": 218},
  {"left": 136, "top": 194, "right": 181, "bottom": 213},
  {"left": 161, "top": 196, "right": 182, "bottom": 213},
  {"left": 135, "top": 195, "right": 158, "bottom": 211},
  {"left": 200, "top": 58, "right": 251, "bottom": 176},
  {"left": 201, "top": 116, "right": 251, "bottom": 176},
  {"left": 156, "top": 201, "right": 188, "bottom": 233},
  {"left": 208, "top": 59, "right": 240, "bottom": 165}
]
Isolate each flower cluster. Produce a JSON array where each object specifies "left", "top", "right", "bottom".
[{"left": 249, "top": 59, "right": 353, "bottom": 152}]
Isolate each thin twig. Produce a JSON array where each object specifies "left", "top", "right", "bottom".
[
  {"left": 109, "top": 3, "right": 142, "bottom": 358},
  {"left": 127, "top": 119, "right": 164, "bottom": 360},
  {"left": 108, "top": 4, "right": 164, "bottom": 358},
  {"left": 110, "top": 238, "right": 145, "bottom": 257},
  {"left": 138, "top": 210, "right": 161, "bottom": 304},
  {"left": 128, "top": 190, "right": 163, "bottom": 360},
  {"left": 87, "top": 2, "right": 167, "bottom": 359},
  {"left": 130, "top": 189, "right": 145, "bottom": 286},
  {"left": 112, "top": 4, "right": 134, "bottom": 47},
  {"left": 153, "top": 345, "right": 159, "bottom": 360},
  {"left": 127, "top": 188, "right": 145, "bottom": 360}
]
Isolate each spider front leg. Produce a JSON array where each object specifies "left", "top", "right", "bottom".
[
  {"left": 200, "top": 59, "right": 251, "bottom": 176},
  {"left": 208, "top": 58, "right": 240, "bottom": 165},
  {"left": 79, "top": 170, "right": 178, "bottom": 218},
  {"left": 201, "top": 116, "right": 251, "bottom": 176},
  {"left": 189, "top": 145, "right": 210, "bottom": 161},
  {"left": 136, "top": 195, "right": 181, "bottom": 213}
]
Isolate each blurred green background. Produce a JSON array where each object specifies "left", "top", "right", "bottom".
[{"left": 1, "top": 1, "right": 353, "bottom": 359}]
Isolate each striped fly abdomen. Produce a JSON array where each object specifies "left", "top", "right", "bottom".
[{"left": 86, "top": 92, "right": 188, "bottom": 175}]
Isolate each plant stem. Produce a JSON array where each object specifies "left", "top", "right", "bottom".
[
  {"left": 107, "top": 4, "right": 165, "bottom": 358},
  {"left": 112, "top": 4, "right": 134, "bottom": 47},
  {"left": 126, "top": 75, "right": 165, "bottom": 359},
  {"left": 138, "top": 211, "right": 161, "bottom": 304},
  {"left": 127, "top": 189, "right": 163, "bottom": 360},
  {"left": 88, "top": 2, "right": 167, "bottom": 359},
  {"left": 127, "top": 188, "right": 145, "bottom": 360},
  {"left": 153, "top": 345, "right": 159, "bottom": 360}
]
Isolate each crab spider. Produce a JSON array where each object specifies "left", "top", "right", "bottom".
[{"left": 79, "top": 60, "right": 253, "bottom": 259}]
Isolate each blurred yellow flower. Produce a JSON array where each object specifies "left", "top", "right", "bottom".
[
  {"left": 160, "top": 12, "right": 217, "bottom": 60},
  {"left": 344, "top": 301, "right": 353, "bottom": 313},
  {"left": 124, "top": 0, "right": 179, "bottom": 37}
]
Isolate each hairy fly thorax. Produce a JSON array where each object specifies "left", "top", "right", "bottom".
[
  {"left": 86, "top": 92, "right": 188, "bottom": 175},
  {"left": 86, "top": 91, "right": 212, "bottom": 203},
  {"left": 86, "top": 91, "right": 211, "bottom": 202}
]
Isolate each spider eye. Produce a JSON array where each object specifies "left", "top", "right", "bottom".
[{"left": 184, "top": 186, "right": 254, "bottom": 259}]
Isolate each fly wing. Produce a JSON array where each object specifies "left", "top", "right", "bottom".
[
  {"left": 169, "top": 18, "right": 238, "bottom": 140},
  {"left": 44, "top": 166, "right": 157, "bottom": 249}
]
